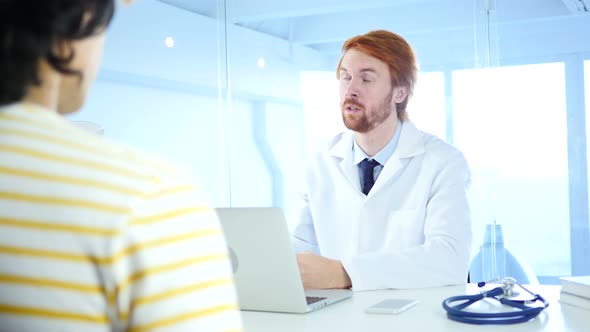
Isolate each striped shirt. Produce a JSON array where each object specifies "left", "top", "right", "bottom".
[{"left": 0, "top": 103, "right": 242, "bottom": 332}]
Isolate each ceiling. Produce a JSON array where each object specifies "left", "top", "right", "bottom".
[{"left": 157, "top": 0, "right": 587, "bottom": 56}]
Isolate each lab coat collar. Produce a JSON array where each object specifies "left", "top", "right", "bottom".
[
  {"left": 394, "top": 120, "right": 425, "bottom": 159},
  {"left": 328, "top": 120, "right": 425, "bottom": 160},
  {"left": 328, "top": 121, "right": 425, "bottom": 196}
]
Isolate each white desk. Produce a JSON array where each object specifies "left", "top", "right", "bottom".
[{"left": 241, "top": 285, "right": 589, "bottom": 331}]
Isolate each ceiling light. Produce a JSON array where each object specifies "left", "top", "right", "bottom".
[{"left": 165, "top": 36, "right": 175, "bottom": 48}]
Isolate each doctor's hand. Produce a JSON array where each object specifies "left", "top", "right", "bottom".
[{"left": 296, "top": 252, "right": 352, "bottom": 289}]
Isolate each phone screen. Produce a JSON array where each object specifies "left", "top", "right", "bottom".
[{"left": 365, "top": 298, "right": 419, "bottom": 314}]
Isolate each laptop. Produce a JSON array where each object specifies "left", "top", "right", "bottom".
[{"left": 216, "top": 207, "right": 352, "bottom": 313}]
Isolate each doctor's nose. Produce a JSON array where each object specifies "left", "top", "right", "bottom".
[
  {"left": 345, "top": 84, "right": 359, "bottom": 99},
  {"left": 346, "top": 91, "right": 358, "bottom": 99}
]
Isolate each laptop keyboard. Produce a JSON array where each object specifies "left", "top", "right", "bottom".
[{"left": 306, "top": 296, "right": 327, "bottom": 305}]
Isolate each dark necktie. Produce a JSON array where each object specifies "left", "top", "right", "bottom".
[{"left": 360, "top": 158, "right": 380, "bottom": 195}]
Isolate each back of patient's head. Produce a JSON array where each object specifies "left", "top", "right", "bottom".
[{"left": 0, "top": 1, "right": 115, "bottom": 110}]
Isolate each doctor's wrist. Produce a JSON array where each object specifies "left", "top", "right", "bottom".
[{"left": 333, "top": 260, "right": 352, "bottom": 289}]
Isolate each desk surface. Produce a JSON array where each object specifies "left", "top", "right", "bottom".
[{"left": 241, "top": 284, "right": 589, "bottom": 331}]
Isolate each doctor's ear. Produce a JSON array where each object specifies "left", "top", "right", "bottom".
[{"left": 392, "top": 86, "right": 409, "bottom": 104}]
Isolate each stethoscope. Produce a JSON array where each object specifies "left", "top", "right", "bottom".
[{"left": 442, "top": 277, "right": 549, "bottom": 325}]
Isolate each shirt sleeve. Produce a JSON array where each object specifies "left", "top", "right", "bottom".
[{"left": 111, "top": 170, "right": 243, "bottom": 332}]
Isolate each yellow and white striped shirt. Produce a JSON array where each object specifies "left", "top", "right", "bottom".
[{"left": 0, "top": 103, "right": 242, "bottom": 332}]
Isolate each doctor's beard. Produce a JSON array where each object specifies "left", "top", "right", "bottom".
[{"left": 341, "top": 90, "right": 395, "bottom": 133}]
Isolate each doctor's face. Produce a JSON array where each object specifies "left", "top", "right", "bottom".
[{"left": 338, "top": 48, "right": 396, "bottom": 133}]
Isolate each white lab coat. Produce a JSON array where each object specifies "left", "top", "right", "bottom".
[{"left": 292, "top": 121, "right": 472, "bottom": 291}]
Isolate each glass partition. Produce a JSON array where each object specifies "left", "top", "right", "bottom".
[
  {"left": 484, "top": 0, "right": 590, "bottom": 282},
  {"left": 222, "top": 0, "right": 590, "bottom": 282},
  {"left": 223, "top": 0, "right": 479, "bottom": 224},
  {"left": 71, "top": 0, "right": 230, "bottom": 206},
  {"left": 72, "top": 0, "right": 590, "bottom": 284},
  {"left": 453, "top": 63, "right": 570, "bottom": 280}
]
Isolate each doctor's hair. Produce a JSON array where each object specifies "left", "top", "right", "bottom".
[
  {"left": 336, "top": 30, "right": 418, "bottom": 121},
  {"left": 0, "top": 0, "right": 115, "bottom": 106}
]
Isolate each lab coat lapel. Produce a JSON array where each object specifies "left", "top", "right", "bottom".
[
  {"left": 328, "top": 132, "right": 360, "bottom": 192},
  {"left": 368, "top": 121, "right": 425, "bottom": 197}
]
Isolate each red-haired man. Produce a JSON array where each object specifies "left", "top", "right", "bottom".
[{"left": 293, "top": 30, "right": 472, "bottom": 291}]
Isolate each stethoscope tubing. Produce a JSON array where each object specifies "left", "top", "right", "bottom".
[{"left": 442, "top": 286, "right": 547, "bottom": 325}]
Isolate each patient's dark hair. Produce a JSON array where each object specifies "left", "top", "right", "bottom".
[{"left": 0, "top": 0, "right": 115, "bottom": 106}]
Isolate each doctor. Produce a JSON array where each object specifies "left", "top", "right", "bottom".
[{"left": 293, "top": 30, "right": 472, "bottom": 291}]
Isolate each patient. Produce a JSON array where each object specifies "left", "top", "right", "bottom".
[{"left": 0, "top": 1, "right": 241, "bottom": 331}]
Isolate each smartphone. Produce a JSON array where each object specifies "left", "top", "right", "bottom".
[{"left": 365, "top": 298, "right": 419, "bottom": 314}]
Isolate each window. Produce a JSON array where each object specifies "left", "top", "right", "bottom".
[
  {"left": 453, "top": 63, "right": 570, "bottom": 278},
  {"left": 408, "top": 72, "right": 446, "bottom": 140}
]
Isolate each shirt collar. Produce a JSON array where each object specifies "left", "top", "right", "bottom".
[{"left": 353, "top": 119, "right": 402, "bottom": 166}]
